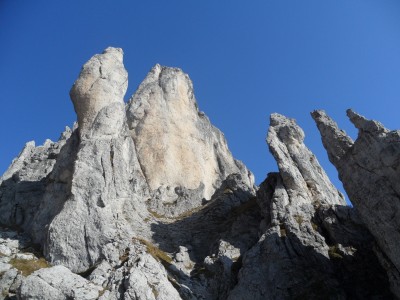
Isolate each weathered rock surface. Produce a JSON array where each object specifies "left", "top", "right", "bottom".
[
  {"left": 29, "top": 48, "right": 150, "bottom": 273},
  {"left": 126, "top": 64, "right": 254, "bottom": 216},
  {"left": 92, "top": 239, "right": 182, "bottom": 300},
  {"left": 70, "top": 47, "right": 128, "bottom": 139},
  {"left": 0, "top": 47, "right": 260, "bottom": 299},
  {"left": 0, "top": 134, "right": 69, "bottom": 232},
  {"left": 0, "top": 228, "right": 49, "bottom": 299},
  {"left": 17, "top": 265, "right": 102, "bottom": 300},
  {"left": 1, "top": 47, "right": 398, "bottom": 299},
  {"left": 229, "top": 114, "right": 391, "bottom": 299},
  {"left": 312, "top": 109, "right": 400, "bottom": 297}
]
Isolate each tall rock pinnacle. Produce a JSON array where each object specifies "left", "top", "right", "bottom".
[
  {"left": 312, "top": 109, "right": 400, "bottom": 297},
  {"left": 70, "top": 47, "right": 128, "bottom": 139},
  {"left": 35, "top": 47, "right": 149, "bottom": 272},
  {"left": 267, "top": 113, "right": 346, "bottom": 206},
  {"left": 126, "top": 64, "right": 254, "bottom": 216}
]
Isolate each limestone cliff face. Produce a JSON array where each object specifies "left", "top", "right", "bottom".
[
  {"left": 126, "top": 64, "right": 253, "bottom": 217},
  {"left": 0, "top": 48, "right": 398, "bottom": 299},
  {"left": 312, "top": 109, "right": 400, "bottom": 297}
]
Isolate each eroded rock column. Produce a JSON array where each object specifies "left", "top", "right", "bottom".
[{"left": 312, "top": 109, "right": 400, "bottom": 296}]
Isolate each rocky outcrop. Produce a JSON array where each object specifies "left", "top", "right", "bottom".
[
  {"left": 0, "top": 133, "right": 70, "bottom": 233},
  {"left": 0, "top": 47, "right": 398, "bottom": 299},
  {"left": 33, "top": 48, "right": 151, "bottom": 273},
  {"left": 126, "top": 65, "right": 254, "bottom": 217},
  {"left": 229, "top": 114, "right": 391, "bottom": 299},
  {"left": 0, "top": 47, "right": 259, "bottom": 299},
  {"left": 70, "top": 47, "right": 128, "bottom": 140},
  {"left": 18, "top": 265, "right": 103, "bottom": 300},
  {"left": 312, "top": 109, "right": 400, "bottom": 297}
]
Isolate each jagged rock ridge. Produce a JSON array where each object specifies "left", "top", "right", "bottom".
[
  {"left": 0, "top": 47, "right": 397, "bottom": 299},
  {"left": 229, "top": 113, "right": 391, "bottom": 299},
  {"left": 312, "top": 109, "right": 400, "bottom": 297}
]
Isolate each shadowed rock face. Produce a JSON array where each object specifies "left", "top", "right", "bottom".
[
  {"left": 229, "top": 113, "right": 391, "bottom": 299},
  {"left": 312, "top": 109, "right": 400, "bottom": 297}
]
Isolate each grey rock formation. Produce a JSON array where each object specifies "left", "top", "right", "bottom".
[
  {"left": 93, "top": 239, "right": 182, "bottom": 300},
  {"left": 229, "top": 113, "right": 391, "bottom": 299},
  {"left": 0, "top": 48, "right": 259, "bottom": 299},
  {"left": 70, "top": 47, "right": 128, "bottom": 140},
  {"left": 1, "top": 47, "right": 398, "bottom": 299},
  {"left": 312, "top": 109, "right": 400, "bottom": 297},
  {"left": 17, "top": 265, "right": 102, "bottom": 300},
  {"left": 27, "top": 48, "right": 150, "bottom": 273},
  {"left": 0, "top": 228, "right": 48, "bottom": 299},
  {"left": 0, "top": 134, "right": 69, "bottom": 232},
  {"left": 126, "top": 64, "right": 254, "bottom": 217}
]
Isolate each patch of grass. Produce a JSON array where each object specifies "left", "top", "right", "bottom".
[
  {"left": 279, "top": 224, "right": 287, "bottom": 237},
  {"left": 311, "top": 222, "right": 318, "bottom": 231},
  {"left": 313, "top": 200, "right": 321, "bottom": 209},
  {"left": 9, "top": 257, "right": 50, "bottom": 276},
  {"left": 149, "top": 283, "right": 159, "bottom": 298},
  {"left": 133, "top": 238, "right": 172, "bottom": 266},
  {"left": 230, "top": 197, "right": 258, "bottom": 218},
  {"left": 223, "top": 188, "right": 234, "bottom": 194},
  {"left": 98, "top": 289, "right": 106, "bottom": 297},
  {"left": 119, "top": 248, "right": 130, "bottom": 264},
  {"left": 328, "top": 245, "right": 343, "bottom": 259},
  {"left": 171, "top": 207, "right": 201, "bottom": 220},
  {"left": 294, "top": 215, "right": 304, "bottom": 225},
  {"left": 148, "top": 209, "right": 165, "bottom": 219}
]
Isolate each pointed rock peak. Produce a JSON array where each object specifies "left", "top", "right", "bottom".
[
  {"left": 70, "top": 47, "right": 128, "bottom": 139},
  {"left": 132, "top": 64, "right": 190, "bottom": 96},
  {"left": 312, "top": 110, "right": 353, "bottom": 165},
  {"left": 268, "top": 113, "right": 305, "bottom": 144},
  {"left": 102, "top": 46, "right": 124, "bottom": 61},
  {"left": 268, "top": 112, "right": 346, "bottom": 206},
  {"left": 313, "top": 109, "right": 400, "bottom": 296},
  {"left": 126, "top": 65, "right": 253, "bottom": 206},
  {"left": 346, "top": 109, "right": 388, "bottom": 134}
]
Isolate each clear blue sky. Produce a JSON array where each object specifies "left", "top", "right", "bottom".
[{"left": 1, "top": 1, "right": 400, "bottom": 204}]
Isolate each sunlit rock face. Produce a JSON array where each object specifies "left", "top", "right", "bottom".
[
  {"left": 70, "top": 47, "right": 128, "bottom": 139},
  {"left": 126, "top": 64, "right": 254, "bottom": 214}
]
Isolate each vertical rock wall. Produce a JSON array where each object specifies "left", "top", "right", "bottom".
[{"left": 312, "top": 109, "right": 400, "bottom": 297}]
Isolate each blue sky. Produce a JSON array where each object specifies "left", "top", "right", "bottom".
[{"left": 1, "top": 1, "right": 400, "bottom": 204}]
